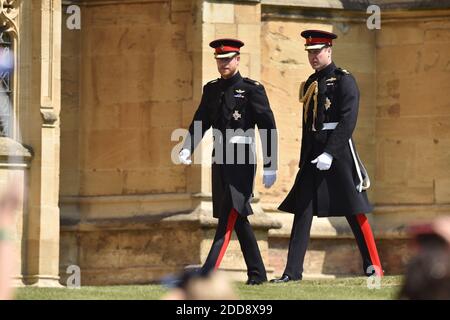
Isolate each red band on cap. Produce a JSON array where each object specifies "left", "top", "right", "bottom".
[
  {"left": 215, "top": 45, "right": 240, "bottom": 54},
  {"left": 306, "top": 37, "right": 332, "bottom": 45}
]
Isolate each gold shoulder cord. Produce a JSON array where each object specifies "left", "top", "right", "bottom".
[
  {"left": 299, "top": 80, "right": 318, "bottom": 128},
  {"left": 299, "top": 81, "right": 306, "bottom": 101}
]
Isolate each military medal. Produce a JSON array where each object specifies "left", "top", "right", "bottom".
[
  {"left": 326, "top": 77, "right": 336, "bottom": 86},
  {"left": 325, "top": 97, "right": 331, "bottom": 110},
  {"left": 232, "top": 110, "right": 242, "bottom": 121},
  {"left": 234, "top": 89, "right": 245, "bottom": 98}
]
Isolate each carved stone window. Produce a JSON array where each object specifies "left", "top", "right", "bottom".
[
  {"left": 0, "top": 0, "right": 17, "bottom": 138},
  {"left": 0, "top": 32, "right": 13, "bottom": 137}
]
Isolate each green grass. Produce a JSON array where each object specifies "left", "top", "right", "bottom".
[
  {"left": 14, "top": 276, "right": 402, "bottom": 300},
  {"left": 14, "top": 285, "right": 168, "bottom": 300},
  {"left": 235, "top": 276, "right": 402, "bottom": 300}
]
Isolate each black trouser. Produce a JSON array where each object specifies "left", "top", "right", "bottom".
[
  {"left": 283, "top": 210, "right": 383, "bottom": 280},
  {"left": 202, "top": 208, "right": 267, "bottom": 281}
]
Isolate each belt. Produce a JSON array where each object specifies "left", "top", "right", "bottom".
[
  {"left": 313, "top": 122, "right": 338, "bottom": 131},
  {"left": 229, "top": 136, "right": 253, "bottom": 144},
  {"left": 322, "top": 122, "right": 338, "bottom": 130}
]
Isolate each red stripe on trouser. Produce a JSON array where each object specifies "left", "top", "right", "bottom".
[
  {"left": 356, "top": 214, "right": 384, "bottom": 277},
  {"left": 214, "top": 209, "right": 239, "bottom": 270}
]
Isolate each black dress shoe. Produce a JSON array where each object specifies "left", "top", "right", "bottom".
[
  {"left": 246, "top": 278, "right": 266, "bottom": 285},
  {"left": 269, "top": 274, "right": 296, "bottom": 283}
]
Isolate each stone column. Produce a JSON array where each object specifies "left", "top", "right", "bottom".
[{"left": 18, "top": 0, "right": 62, "bottom": 287}]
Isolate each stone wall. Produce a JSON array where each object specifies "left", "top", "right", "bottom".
[
  {"left": 373, "top": 14, "right": 450, "bottom": 236},
  {"left": 375, "top": 20, "right": 450, "bottom": 205},
  {"left": 65, "top": 0, "right": 192, "bottom": 198},
  {"left": 59, "top": 0, "right": 203, "bottom": 284},
  {"left": 60, "top": 0, "right": 199, "bottom": 221}
]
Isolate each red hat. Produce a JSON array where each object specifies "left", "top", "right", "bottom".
[
  {"left": 300, "top": 30, "right": 337, "bottom": 50},
  {"left": 209, "top": 38, "right": 244, "bottom": 59}
]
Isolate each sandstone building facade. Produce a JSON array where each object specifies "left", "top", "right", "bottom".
[{"left": 2, "top": 0, "right": 450, "bottom": 285}]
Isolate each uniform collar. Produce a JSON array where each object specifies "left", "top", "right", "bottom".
[
  {"left": 314, "top": 61, "right": 336, "bottom": 79},
  {"left": 220, "top": 71, "right": 242, "bottom": 88}
]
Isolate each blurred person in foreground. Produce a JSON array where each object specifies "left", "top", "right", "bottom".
[
  {"left": 0, "top": 182, "right": 20, "bottom": 300},
  {"left": 161, "top": 269, "right": 237, "bottom": 300},
  {"left": 399, "top": 217, "right": 450, "bottom": 300},
  {"left": 0, "top": 44, "right": 18, "bottom": 300}
]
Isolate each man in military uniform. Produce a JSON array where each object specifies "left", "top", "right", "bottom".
[
  {"left": 271, "top": 30, "right": 383, "bottom": 283},
  {"left": 179, "top": 39, "right": 278, "bottom": 285}
]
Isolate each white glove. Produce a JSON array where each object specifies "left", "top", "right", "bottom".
[
  {"left": 263, "top": 170, "right": 277, "bottom": 189},
  {"left": 179, "top": 149, "right": 192, "bottom": 165},
  {"left": 311, "top": 152, "right": 333, "bottom": 171}
]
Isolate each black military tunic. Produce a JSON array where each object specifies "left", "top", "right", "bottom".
[
  {"left": 278, "top": 62, "right": 372, "bottom": 217},
  {"left": 184, "top": 71, "right": 277, "bottom": 218}
]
